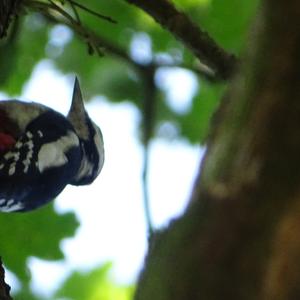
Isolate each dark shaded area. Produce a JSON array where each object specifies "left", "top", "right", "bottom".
[
  {"left": 0, "top": 258, "right": 12, "bottom": 299},
  {"left": 0, "top": 0, "right": 21, "bottom": 38}
]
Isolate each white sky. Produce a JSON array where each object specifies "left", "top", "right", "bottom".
[{"left": 5, "top": 60, "right": 203, "bottom": 297}]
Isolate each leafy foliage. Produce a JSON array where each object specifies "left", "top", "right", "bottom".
[
  {"left": 0, "top": 204, "right": 78, "bottom": 291},
  {"left": 0, "top": 0, "right": 260, "bottom": 144},
  {"left": 0, "top": 15, "right": 49, "bottom": 95},
  {"left": 55, "top": 263, "right": 134, "bottom": 300}
]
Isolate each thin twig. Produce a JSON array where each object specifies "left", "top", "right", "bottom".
[
  {"left": 26, "top": 0, "right": 105, "bottom": 55},
  {"left": 67, "top": 0, "right": 117, "bottom": 24},
  {"left": 69, "top": 0, "right": 81, "bottom": 25},
  {"left": 140, "top": 64, "right": 156, "bottom": 238},
  {"left": 142, "top": 144, "right": 154, "bottom": 237}
]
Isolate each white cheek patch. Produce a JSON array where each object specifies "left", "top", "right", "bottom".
[
  {"left": 38, "top": 143, "right": 67, "bottom": 171},
  {"left": 73, "top": 124, "right": 104, "bottom": 183},
  {"left": 74, "top": 155, "right": 94, "bottom": 181},
  {"left": 93, "top": 123, "right": 105, "bottom": 174},
  {"left": 38, "top": 131, "right": 79, "bottom": 172}
]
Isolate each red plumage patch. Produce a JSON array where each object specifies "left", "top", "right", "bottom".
[{"left": 0, "top": 132, "right": 15, "bottom": 152}]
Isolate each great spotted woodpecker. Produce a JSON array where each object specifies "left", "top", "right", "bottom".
[{"left": 0, "top": 78, "right": 104, "bottom": 212}]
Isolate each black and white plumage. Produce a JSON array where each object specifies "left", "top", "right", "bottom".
[{"left": 0, "top": 78, "right": 104, "bottom": 212}]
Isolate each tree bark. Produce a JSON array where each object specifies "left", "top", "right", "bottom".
[
  {"left": 124, "top": 0, "right": 237, "bottom": 80},
  {"left": 135, "top": 0, "right": 300, "bottom": 299}
]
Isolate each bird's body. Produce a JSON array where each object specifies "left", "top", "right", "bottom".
[{"left": 0, "top": 78, "right": 104, "bottom": 212}]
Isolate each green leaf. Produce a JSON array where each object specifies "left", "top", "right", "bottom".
[
  {"left": 76, "top": 0, "right": 138, "bottom": 49},
  {"left": 13, "top": 285, "right": 40, "bottom": 300},
  {"left": 0, "top": 204, "right": 79, "bottom": 281},
  {"left": 1, "top": 14, "right": 49, "bottom": 96},
  {"left": 199, "top": 0, "right": 260, "bottom": 52},
  {"left": 55, "top": 263, "right": 135, "bottom": 300},
  {"left": 55, "top": 40, "right": 143, "bottom": 103}
]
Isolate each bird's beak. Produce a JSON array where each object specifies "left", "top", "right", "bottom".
[
  {"left": 67, "top": 77, "right": 89, "bottom": 139},
  {"left": 69, "top": 77, "right": 85, "bottom": 117}
]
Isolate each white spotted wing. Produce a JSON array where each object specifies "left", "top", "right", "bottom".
[{"left": 0, "top": 128, "right": 79, "bottom": 212}]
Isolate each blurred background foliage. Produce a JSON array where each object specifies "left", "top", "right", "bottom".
[{"left": 0, "top": 0, "right": 259, "bottom": 299}]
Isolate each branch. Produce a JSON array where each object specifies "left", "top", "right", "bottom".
[
  {"left": 66, "top": 0, "right": 116, "bottom": 24},
  {"left": 124, "top": 0, "right": 237, "bottom": 80},
  {"left": 24, "top": 0, "right": 116, "bottom": 56}
]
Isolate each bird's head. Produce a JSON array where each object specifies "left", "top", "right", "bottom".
[{"left": 68, "top": 78, "right": 104, "bottom": 185}]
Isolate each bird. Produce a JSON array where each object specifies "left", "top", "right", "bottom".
[{"left": 0, "top": 77, "right": 104, "bottom": 212}]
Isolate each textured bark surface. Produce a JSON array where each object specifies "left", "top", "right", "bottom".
[
  {"left": 0, "top": 0, "right": 21, "bottom": 38},
  {"left": 135, "top": 0, "right": 300, "bottom": 299}
]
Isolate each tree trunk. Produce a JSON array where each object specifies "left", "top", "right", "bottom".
[{"left": 135, "top": 0, "right": 300, "bottom": 299}]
